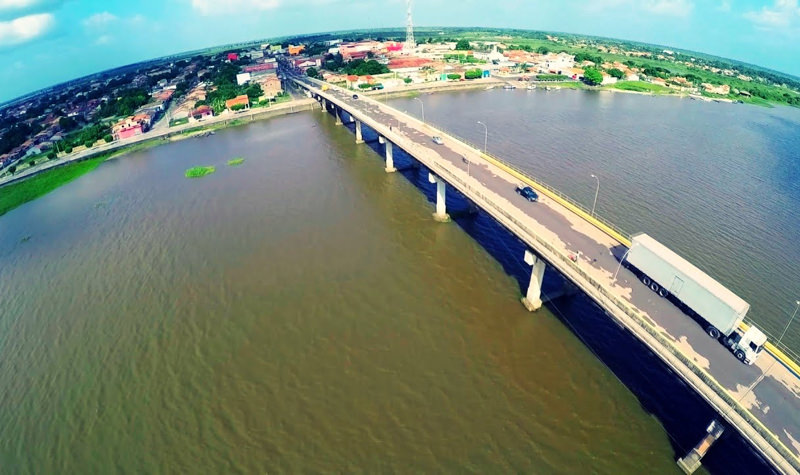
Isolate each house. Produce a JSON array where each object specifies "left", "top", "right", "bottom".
[
  {"left": 256, "top": 76, "right": 283, "bottom": 98},
  {"left": 702, "top": 83, "right": 730, "bottom": 95},
  {"left": 225, "top": 95, "right": 250, "bottom": 111},
  {"left": 190, "top": 105, "right": 213, "bottom": 121},
  {"left": 227, "top": 52, "right": 239, "bottom": 61},
  {"left": 288, "top": 44, "right": 305, "bottom": 56},
  {"left": 236, "top": 73, "right": 251, "bottom": 86},
  {"left": 115, "top": 123, "right": 143, "bottom": 140}
]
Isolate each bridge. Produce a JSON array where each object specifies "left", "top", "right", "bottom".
[{"left": 289, "top": 74, "right": 800, "bottom": 474}]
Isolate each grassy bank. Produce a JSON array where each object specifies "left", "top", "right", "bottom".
[
  {"left": 0, "top": 154, "right": 108, "bottom": 217},
  {"left": 608, "top": 81, "right": 673, "bottom": 94},
  {"left": 185, "top": 166, "right": 215, "bottom": 178}
]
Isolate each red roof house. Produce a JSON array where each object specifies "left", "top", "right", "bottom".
[{"left": 227, "top": 53, "right": 239, "bottom": 61}]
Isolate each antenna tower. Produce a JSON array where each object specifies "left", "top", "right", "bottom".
[{"left": 405, "top": 0, "right": 416, "bottom": 50}]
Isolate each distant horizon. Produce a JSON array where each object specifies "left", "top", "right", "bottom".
[
  {"left": 1, "top": 0, "right": 799, "bottom": 104},
  {"left": 2, "top": 25, "right": 799, "bottom": 107}
]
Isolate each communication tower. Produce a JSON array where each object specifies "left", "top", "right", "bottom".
[{"left": 405, "top": 0, "right": 416, "bottom": 51}]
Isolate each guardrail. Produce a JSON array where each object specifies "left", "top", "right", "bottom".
[{"left": 301, "top": 79, "right": 800, "bottom": 471}]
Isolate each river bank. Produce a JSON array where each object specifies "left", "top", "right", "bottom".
[{"left": 0, "top": 98, "right": 317, "bottom": 216}]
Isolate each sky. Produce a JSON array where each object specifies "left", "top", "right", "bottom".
[{"left": 1, "top": 0, "right": 799, "bottom": 102}]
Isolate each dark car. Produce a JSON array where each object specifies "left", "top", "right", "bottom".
[
  {"left": 352, "top": 94, "right": 359, "bottom": 99},
  {"left": 516, "top": 185, "right": 538, "bottom": 202}
]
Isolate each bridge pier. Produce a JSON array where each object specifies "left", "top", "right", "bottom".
[
  {"left": 320, "top": 98, "right": 327, "bottom": 112},
  {"left": 334, "top": 106, "right": 342, "bottom": 125},
  {"left": 427, "top": 173, "right": 450, "bottom": 222},
  {"left": 355, "top": 120, "right": 364, "bottom": 144},
  {"left": 385, "top": 140, "right": 396, "bottom": 173},
  {"left": 677, "top": 419, "right": 725, "bottom": 474},
  {"left": 522, "top": 250, "right": 546, "bottom": 311}
]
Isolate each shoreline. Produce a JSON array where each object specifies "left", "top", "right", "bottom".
[{"left": 0, "top": 98, "right": 317, "bottom": 190}]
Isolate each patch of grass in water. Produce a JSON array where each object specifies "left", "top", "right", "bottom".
[
  {"left": 185, "top": 166, "right": 216, "bottom": 178},
  {"left": 227, "top": 158, "right": 245, "bottom": 166}
]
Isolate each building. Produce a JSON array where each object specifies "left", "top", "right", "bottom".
[
  {"left": 255, "top": 76, "right": 282, "bottom": 99},
  {"left": 225, "top": 95, "right": 250, "bottom": 111},
  {"left": 288, "top": 44, "right": 306, "bottom": 56},
  {"left": 190, "top": 105, "right": 213, "bottom": 122},
  {"left": 236, "top": 72, "right": 252, "bottom": 86},
  {"left": 227, "top": 52, "right": 239, "bottom": 61}
]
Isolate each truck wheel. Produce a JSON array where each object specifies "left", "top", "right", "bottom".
[
  {"left": 649, "top": 282, "right": 659, "bottom": 293},
  {"left": 735, "top": 350, "right": 746, "bottom": 362},
  {"left": 657, "top": 287, "right": 669, "bottom": 298},
  {"left": 642, "top": 275, "right": 651, "bottom": 286},
  {"left": 707, "top": 326, "right": 720, "bottom": 339}
]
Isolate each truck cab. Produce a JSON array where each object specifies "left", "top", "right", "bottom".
[{"left": 723, "top": 326, "right": 767, "bottom": 365}]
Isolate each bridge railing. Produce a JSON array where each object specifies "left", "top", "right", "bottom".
[
  {"left": 302, "top": 76, "right": 800, "bottom": 387},
  {"left": 422, "top": 154, "right": 800, "bottom": 473}
]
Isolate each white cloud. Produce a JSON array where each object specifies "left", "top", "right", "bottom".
[
  {"left": 744, "top": 0, "right": 800, "bottom": 31},
  {"left": 0, "top": 12, "right": 53, "bottom": 45},
  {"left": 83, "top": 11, "right": 117, "bottom": 28},
  {"left": 717, "top": 0, "right": 731, "bottom": 12},
  {"left": 191, "top": 0, "right": 281, "bottom": 15},
  {"left": 94, "top": 34, "right": 111, "bottom": 45},
  {"left": 585, "top": 0, "right": 693, "bottom": 17},
  {"left": 643, "top": 0, "right": 693, "bottom": 17},
  {"left": 0, "top": 0, "right": 40, "bottom": 10}
]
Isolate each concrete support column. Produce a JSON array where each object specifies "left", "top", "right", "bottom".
[
  {"left": 427, "top": 173, "right": 450, "bottom": 222},
  {"left": 334, "top": 107, "right": 342, "bottom": 125},
  {"left": 677, "top": 420, "right": 725, "bottom": 474},
  {"left": 522, "top": 250, "right": 546, "bottom": 311},
  {"left": 385, "top": 140, "right": 396, "bottom": 173},
  {"left": 321, "top": 98, "right": 327, "bottom": 112},
  {"left": 355, "top": 120, "right": 364, "bottom": 144}
]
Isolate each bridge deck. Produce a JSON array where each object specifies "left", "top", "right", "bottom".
[{"left": 296, "top": 77, "right": 800, "bottom": 473}]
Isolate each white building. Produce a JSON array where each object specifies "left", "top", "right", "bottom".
[{"left": 236, "top": 73, "right": 252, "bottom": 86}]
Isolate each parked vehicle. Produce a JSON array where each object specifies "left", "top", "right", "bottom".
[
  {"left": 625, "top": 233, "right": 767, "bottom": 364},
  {"left": 515, "top": 185, "right": 538, "bottom": 202},
  {"left": 352, "top": 94, "right": 359, "bottom": 99},
  {"left": 432, "top": 136, "right": 444, "bottom": 145}
]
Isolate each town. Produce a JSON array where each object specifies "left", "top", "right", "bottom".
[{"left": 2, "top": 27, "right": 799, "bottom": 180}]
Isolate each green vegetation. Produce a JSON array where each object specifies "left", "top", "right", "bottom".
[
  {"left": 306, "top": 67, "right": 319, "bottom": 78},
  {"left": 536, "top": 74, "right": 569, "bottom": 81},
  {"left": 0, "top": 154, "right": 107, "bottom": 217},
  {"left": 325, "top": 55, "right": 389, "bottom": 76},
  {"left": 464, "top": 68, "right": 483, "bottom": 80},
  {"left": 170, "top": 117, "right": 189, "bottom": 127},
  {"left": 184, "top": 166, "right": 216, "bottom": 178},
  {"left": 582, "top": 67, "right": 603, "bottom": 86},
  {"left": 205, "top": 62, "right": 264, "bottom": 114},
  {"left": 227, "top": 158, "right": 245, "bottom": 166},
  {"left": 446, "top": 73, "right": 462, "bottom": 80},
  {"left": 455, "top": 39, "right": 471, "bottom": 50},
  {"left": 98, "top": 88, "right": 150, "bottom": 118},
  {"left": 607, "top": 68, "right": 625, "bottom": 79},
  {"left": 610, "top": 81, "right": 672, "bottom": 94}
]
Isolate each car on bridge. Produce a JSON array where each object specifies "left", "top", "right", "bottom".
[
  {"left": 352, "top": 94, "right": 359, "bottom": 99},
  {"left": 516, "top": 185, "right": 539, "bottom": 202},
  {"left": 432, "top": 136, "right": 444, "bottom": 145}
]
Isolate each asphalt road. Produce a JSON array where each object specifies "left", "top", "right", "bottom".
[{"left": 296, "top": 75, "right": 800, "bottom": 467}]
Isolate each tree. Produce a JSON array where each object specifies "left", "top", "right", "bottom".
[
  {"left": 464, "top": 68, "right": 483, "bottom": 80},
  {"left": 607, "top": 68, "right": 624, "bottom": 79},
  {"left": 583, "top": 68, "right": 603, "bottom": 86},
  {"left": 447, "top": 73, "right": 461, "bottom": 80},
  {"left": 64, "top": 146, "right": 73, "bottom": 154},
  {"left": 47, "top": 151, "right": 57, "bottom": 160},
  {"left": 8, "top": 165, "right": 16, "bottom": 174},
  {"left": 231, "top": 103, "right": 247, "bottom": 111},
  {"left": 59, "top": 116, "right": 79, "bottom": 132},
  {"left": 404, "top": 77, "right": 412, "bottom": 84},
  {"left": 358, "top": 83, "right": 372, "bottom": 89},
  {"left": 536, "top": 46, "right": 549, "bottom": 54},
  {"left": 85, "top": 140, "right": 94, "bottom": 148},
  {"left": 455, "top": 39, "right": 471, "bottom": 50},
  {"left": 103, "top": 134, "right": 113, "bottom": 143},
  {"left": 306, "top": 67, "right": 319, "bottom": 78}
]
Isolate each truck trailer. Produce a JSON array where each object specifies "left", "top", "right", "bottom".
[{"left": 626, "top": 233, "right": 767, "bottom": 364}]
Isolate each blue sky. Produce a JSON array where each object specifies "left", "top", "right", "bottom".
[{"left": 1, "top": 0, "right": 799, "bottom": 103}]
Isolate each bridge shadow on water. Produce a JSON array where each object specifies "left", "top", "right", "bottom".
[{"left": 336, "top": 111, "right": 775, "bottom": 474}]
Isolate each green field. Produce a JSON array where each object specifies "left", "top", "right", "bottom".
[
  {"left": 185, "top": 166, "right": 216, "bottom": 178},
  {"left": 0, "top": 155, "right": 108, "bottom": 217},
  {"left": 609, "top": 81, "right": 673, "bottom": 94}
]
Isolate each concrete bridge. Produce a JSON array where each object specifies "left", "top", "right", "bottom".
[{"left": 291, "top": 74, "right": 800, "bottom": 474}]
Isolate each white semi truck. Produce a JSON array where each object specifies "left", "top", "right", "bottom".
[{"left": 626, "top": 233, "right": 767, "bottom": 364}]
